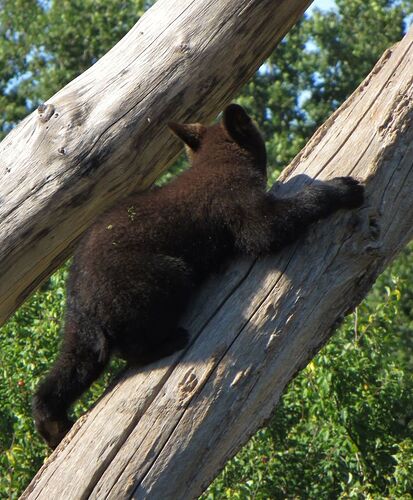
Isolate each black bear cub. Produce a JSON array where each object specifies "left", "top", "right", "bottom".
[{"left": 33, "top": 104, "right": 364, "bottom": 448}]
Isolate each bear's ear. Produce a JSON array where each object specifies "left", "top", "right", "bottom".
[
  {"left": 168, "top": 122, "right": 206, "bottom": 151},
  {"left": 223, "top": 104, "right": 254, "bottom": 147}
]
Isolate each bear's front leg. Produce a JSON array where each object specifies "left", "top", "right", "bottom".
[{"left": 268, "top": 177, "right": 364, "bottom": 250}]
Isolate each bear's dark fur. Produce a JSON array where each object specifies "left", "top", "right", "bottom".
[{"left": 32, "top": 104, "right": 364, "bottom": 448}]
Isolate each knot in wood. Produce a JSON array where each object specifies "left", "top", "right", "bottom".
[
  {"left": 178, "top": 370, "right": 198, "bottom": 396},
  {"left": 358, "top": 210, "right": 383, "bottom": 255},
  {"left": 37, "top": 103, "right": 55, "bottom": 123},
  {"left": 341, "top": 209, "right": 383, "bottom": 258},
  {"left": 368, "top": 214, "right": 381, "bottom": 240},
  {"left": 177, "top": 39, "right": 191, "bottom": 54}
]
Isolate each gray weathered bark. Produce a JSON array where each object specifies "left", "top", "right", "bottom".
[
  {"left": 0, "top": 0, "right": 313, "bottom": 326},
  {"left": 21, "top": 26, "right": 413, "bottom": 500}
]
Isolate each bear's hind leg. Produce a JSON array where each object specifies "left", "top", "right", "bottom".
[
  {"left": 32, "top": 318, "right": 110, "bottom": 448},
  {"left": 115, "top": 254, "right": 194, "bottom": 366}
]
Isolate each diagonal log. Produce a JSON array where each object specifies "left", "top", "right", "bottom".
[
  {"left": 0, "top": 0, "right": 313, "bottom": 326},
  {"left": 21, "top": 27, "right": 413, "bottom": 500}
]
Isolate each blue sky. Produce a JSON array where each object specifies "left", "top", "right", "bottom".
[{"left": 309, "top": 0, "right": 337, "bottom": 12}]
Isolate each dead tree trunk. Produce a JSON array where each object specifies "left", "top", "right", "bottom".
[
  {"left": 21, "top": 27, "right": 413, "bottom": 500},
  {"left": 0, "top": 0, "right": 312, "bottom": 326}
]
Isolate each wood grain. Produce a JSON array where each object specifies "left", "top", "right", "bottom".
[
  {"left": 21, "top": 26, "right": 413, "bottom": 500},
  {"left": 0, "top": 0, "right": 313, "bottom": 326}
]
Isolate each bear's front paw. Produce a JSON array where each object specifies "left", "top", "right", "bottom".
[{"left": 328, "top": 177, "right": 365, "bottom": 209}]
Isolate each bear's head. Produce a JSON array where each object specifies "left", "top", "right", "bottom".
[{"left": 168, "top": 104, "right": 267, "bottom": 179}]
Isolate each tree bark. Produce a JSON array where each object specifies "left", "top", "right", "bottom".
[
  {"left": 21, "top": 26, "right": 413, "bottom": 500},
  {"left": 0, "top": 0, "right": 312, "bottom": 326}
]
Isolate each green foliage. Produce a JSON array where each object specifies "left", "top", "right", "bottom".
[
  {"left": 237, "top": 0, "right": 410, "bottom": 179},
  {"left": 301, "top": 0, "right": 407, "bottom": 127},
  {"left": 0, "top": 270, "right": 65, "bottom": 495},
  {"left": 0, "top": 0, "right": 146, "bottom": 139},
  {"left": 1, "top": 0, "right": 413, "bottom": 497}
]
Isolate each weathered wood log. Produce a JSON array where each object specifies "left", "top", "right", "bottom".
[
  {"left": 21, "top": 26, "right": 413, "bottom": 500},
  {"left": 0, "top": 0, "right": 313, "bottom": 326}
]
